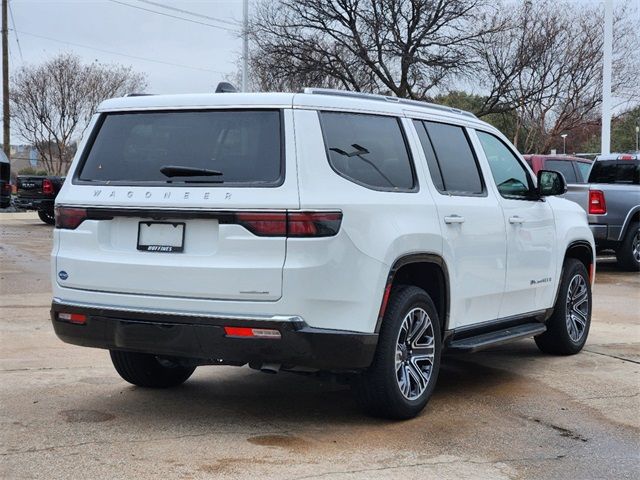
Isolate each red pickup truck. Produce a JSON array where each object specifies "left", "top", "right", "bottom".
[{"left": 523, "top": 154, "right": 593, "bottom": 184}]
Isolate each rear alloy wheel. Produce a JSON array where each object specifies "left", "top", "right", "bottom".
[
  {"left": 37, "top": 209, "right": 55, "bottom": 225},
  {"left": 354, "top": 286, "right": 441, "bottom": 419},
  {"left": 535, "top": 259, "right": 591, "bottom": 355},
  {"left": 616, "top": 222, "right": 640, "bottom": 271},
  {"left": 110, "top": 350, "right": 196, "bottom": 388}
]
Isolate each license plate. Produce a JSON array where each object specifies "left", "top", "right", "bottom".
[{"left": 137, "top": 222, "right": 185, "bottom": 253}]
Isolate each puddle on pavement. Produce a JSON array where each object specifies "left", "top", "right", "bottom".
[
  {"left": 60, "top": 409, "right": 115, "bottom": 423},
  {"left": 247, "top": 434, "right": 310, "bottom": 451}
]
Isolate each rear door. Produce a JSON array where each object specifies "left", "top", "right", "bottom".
[
  {"left": 56, "top": 108, "right": 298, "bottom": 302},
  {"left": 473, "top": 130, "right": 557, "bottom": 317},
  {"left": 412, "top": 119, "right": 507, "bottom": 329}
]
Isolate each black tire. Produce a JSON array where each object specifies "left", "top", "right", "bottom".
[
  {"left": 37, "top": 209, "right": 55, "bottom": 225},
  {"left": 354, "top": 285, "right": 442, "bottom": 419},
  {"left": 535, "top": 259, "right": 591, "bottom": 355},
  {"left": 110, "top": 350, "right": 195, "bottom": 388},
  {"left": 615, "top": 222, "right": 640, "bottom": 271}
]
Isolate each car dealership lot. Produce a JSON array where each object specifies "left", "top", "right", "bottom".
[{"left": 1, "top": 213, "right": 638, "bottom": 480}]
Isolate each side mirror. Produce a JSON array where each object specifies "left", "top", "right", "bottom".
[{"left": 537, "top": 170, "right": 567, "bottom": 196}]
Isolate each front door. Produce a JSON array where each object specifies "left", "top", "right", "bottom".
[{"left": 473, "top": 130, "right": 556, "bottom": 318}]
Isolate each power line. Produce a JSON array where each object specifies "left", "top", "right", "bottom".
[
  {"left": 8, "top": 1, "right": 23, "bottom": 62},
  {"left": 12, "top": 29, "right": 229, "bottom": 75},
  {"left": 135, "top": 0, "right": 238, "bottom": 27},
  {"left": 106, "top": 0, "right": 237, "bottom": 32}
]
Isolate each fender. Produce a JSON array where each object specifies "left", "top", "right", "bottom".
[
  {"left": 550, "top": 240, "right": 595, "bottom": 311},
  {"left": 619, "top": 206, "right": 640, "bottom": 242},
  {"left": 375, "top": 253, "right": 450, "bottom": 333}
]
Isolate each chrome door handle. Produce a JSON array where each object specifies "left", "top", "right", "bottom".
[
  {"left": 444, "top": 215, "right": 465, "bottom": 224},
  {"left": 509, "top": 216, "right": 525, "bottom": 224}
]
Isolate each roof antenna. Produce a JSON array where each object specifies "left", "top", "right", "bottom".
[{"left": 215, "top": 82, "right": 238, "bottom": 93}]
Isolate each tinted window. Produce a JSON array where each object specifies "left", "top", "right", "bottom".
[
  {"left": 421, "top": 121, "right": 483, "bottom": 195},
  {"left": 320, "top": 112, "right": 415, "bottom": 191},
  {"left": 78, "top": 110, "right": 283, "bottom": 186},
  {"left": 576, "top": 162, "right": 592, "bottom": 182},
  {"left": 412, "top": 120, "right": 444, "bottom": 191},
  {"left": 545, "top": 160, "right": 577, "bottom": 183},
  {"left": 588, "top": 160, "right": 640, "bottom": 184},
  {"left": 476, "top": 131, "right": 533, "bottom": 199}
]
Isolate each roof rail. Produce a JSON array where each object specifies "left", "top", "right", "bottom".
[
  {"left": 302, "top": 87, "right": 477, "bottom": 118},
  {"left": 125, "top": 93, "right": 154, "bottom": 97}
]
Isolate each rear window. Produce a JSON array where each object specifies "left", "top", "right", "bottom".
[
  {"left": 588, "top": 160, "right": 639, "bottom": 184},
  {"left": 545, "top": 160, "right": 578, "bottom": 183},
  {"left": 77, "top": 110, "right": 283, "bottom": 186},
  {"left": 576, "top": 162, "right": 592, "bottom": 182}
]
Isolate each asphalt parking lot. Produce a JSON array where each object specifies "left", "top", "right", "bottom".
[{"left": 1, "top": 213, "right": 639, "bottom": 480}]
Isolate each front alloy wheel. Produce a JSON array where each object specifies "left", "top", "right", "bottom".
[
  {"left": 565, "top": 274, "right": 589, "bottom": 343},
  {"left": 535, "top": 258, "right": 591, "bottom": 355}
]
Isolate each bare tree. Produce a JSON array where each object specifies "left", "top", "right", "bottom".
[
  {"left": 249, "top": 0, "right": 503, "bottom": 96},
  {"left": 10, "top": 54, "right": 147, "bottom": 175},
  {"left": 476, "top": 0, "right": 640, "bottom": 153}
]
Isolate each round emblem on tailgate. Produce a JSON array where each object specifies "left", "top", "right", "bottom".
[{"left": 58, "top": 271, "right": 68, "bottom": 280}]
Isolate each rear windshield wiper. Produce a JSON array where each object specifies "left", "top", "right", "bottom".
[{"left": 160, "top": 165, "right": 223, "bottom": 178}]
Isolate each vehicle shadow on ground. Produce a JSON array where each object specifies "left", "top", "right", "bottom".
[{"left": 66, "top": 347, "right": 535, "bottom": 428}]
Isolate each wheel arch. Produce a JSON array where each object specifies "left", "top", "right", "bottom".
[
  {"left": 619, "top": 207, "right": 640, "bottom": 241},
  {"left": 376, "top": 253, "right": 450, "bottom": 336}
]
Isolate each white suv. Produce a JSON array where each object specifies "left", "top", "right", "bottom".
[{"left": 51, "top": 88, "right": 595, "bottom": 419}]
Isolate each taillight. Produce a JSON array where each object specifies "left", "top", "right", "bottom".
[
  {"left": 232, "top": 211, "right": 342, "bottom": 237},
  {"left": 42, "top": 178, "right": 54, "bottom": 195},
  {"left": 235, "top": 212, "right": 287, "bottom": 236},
  {"left": 288, "top": 212, "right": 342, "bottom": 237},
  {"left": 55, "top": 206, "right": 88, "bottom": 229},
  {"left": 618, "top": 154, "right": 634, "bottom": 160},
  {"left": 588, "top": 190, "right": 606, "bottom": 215}
]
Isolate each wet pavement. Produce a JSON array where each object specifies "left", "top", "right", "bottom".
[{"left": 1, "top": 213, "right": 639, "bottom": 479}]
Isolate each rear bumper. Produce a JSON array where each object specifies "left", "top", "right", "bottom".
[
  {"left": 50, "top": 300, "right": 378, "bottom": 371},
  {"left": 15, "top": 197, "right": 54, "bottom": 211}
]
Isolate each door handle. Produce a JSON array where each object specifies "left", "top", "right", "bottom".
[
  {"left": 509, "top": 215, "right": 525, "bottom": 224},
  {"left": 444, "top": 215, "right": 465, "bottom": 224}
]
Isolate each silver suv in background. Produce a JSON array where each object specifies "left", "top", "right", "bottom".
[{"left": 565, "top": 153, "right": 640, "bottom": 270}]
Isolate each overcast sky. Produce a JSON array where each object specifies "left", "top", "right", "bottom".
[
  {"left": 2, "top": 0, "right": 638, "bottom": 144},
  {"left": 7, "top": 0, "right": 244, "bottom": 94}
]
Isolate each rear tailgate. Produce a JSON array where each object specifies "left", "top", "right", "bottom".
[
  {"left": 55, "top": 108, "right": 298, "bottom": 302},
  {"left": 17, "top": 176, "right": 45, "bottom": 198}
]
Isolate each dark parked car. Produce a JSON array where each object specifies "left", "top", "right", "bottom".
[
  {"left": 15, "top": 175, "right": 65, "bottom": 224},
  {"left": 0, "top": 151, "right": 10, "bottom": 208},
  {"left": 523, "top": 154, "right": 593, "bottom": 184}
]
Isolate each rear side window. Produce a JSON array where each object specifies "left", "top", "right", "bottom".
[
  {"left": 319, "top": 112, "right": 416, "bottom": 191},
  {"left": 414, "top": 120, "right": 484, "bottom": 195},
  {"left": 588, "top": 161, "right": 640, "bottom": 184},
  {"left": 545, "top": 160, "right": 578, "bottom": 183},
  {"left": 77, "top": 110, "right": 283, "bottom": 186}
]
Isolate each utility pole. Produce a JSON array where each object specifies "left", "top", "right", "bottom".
[
  {"left": 601, "top": 0, "right": 613, "bottom": 155},
  {"left": 2, "top": 0, "right": 9, "bottom": 158},
  {"left": 241, "top": 0, "right": 248, "bottom": 92}
]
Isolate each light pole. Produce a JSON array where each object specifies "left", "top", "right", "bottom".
[
  {"left": 561, "top": 133, "right": 568, "bottom": 154},
  {"left": 635, "top": 121, "right": 639, "bottom": 152},
  {"left": 241, "top": 0, "right": 249, "bottom": 92}
]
